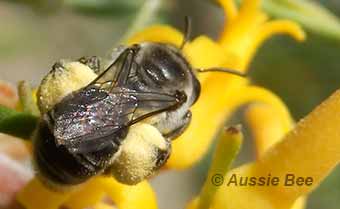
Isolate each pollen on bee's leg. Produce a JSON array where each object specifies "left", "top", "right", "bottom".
[
  {"left": 37, "top": 61, "right": 97, "bottom": 114},
  {"left": 109, "top": 123, "right": 169, "bottom": 185}
]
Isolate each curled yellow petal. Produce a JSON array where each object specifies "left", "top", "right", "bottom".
[
  {"left": 256, "top": 20, "right": 306, "bottom": 44},
  {"left": 244, "top": 20, "right": 306, "bottom": 67},
  {"left": 216, "top": 0, "right": 238, "bottom": 21},
  {"left": 245, "top": 103, "right": 290, "bottom": 158},
  {"left": 218, "top": 0, "right": 267, "bottom": 48},
  {"left": 230, "top": 86, "right": 294, "bottom": 131},
  {"left": 237, "top": 0, "right": 263, "bottom": 27},
  {"left": 217, "top": 0, "right": 306, "bottom": 71},
  {"left": 219, "top": 12, "right": 268, "bottom": 70}
]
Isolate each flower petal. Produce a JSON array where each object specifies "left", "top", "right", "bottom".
[
  {"left": 184, "top": 36, "right": 242, "bottom": 83},
  {"left": 127, "top": 25, "right": 183, "bottom": 47},
  {"left": 216, "top": 0, "right": 238, "bottom": 21},
  {"left": 245, "top": 103, "right": 306, "bottom": 209},
  {"left": 65, "top": 177, "right": 157, "bottom": 209},
  {"left": 96, "top": 177, "right": 158, "bottom": 209},
  {"left": 219, "top": 11, "right": 268, "bottom": 70},
  {"left": 254, "top": 89, "right": 340, "bottom": 200},
  {"left": 167, "top": 85, "right": 292, "bottom": 169},
  {"left": 64, "top": 178, "right": 106, "bottom": 209},
  {"left": 218, "top": 0, "right": 305, "bottom": 71},
  {"left": 238, "top": 0, "right": 261, "bottom": 15},
  {"left": 166, "top": 77, "right": 248, "bottom": 169},
  {"left": 245, "top": 103, "right": 290, "bottom": 157},
  {"left": 211, "top": 89, "right": 340, "bottom": 209},
  {"left": 185, "top": 36, "right": 231, "bottom": 69},
  {"left": 243, "top": 20, "right": 306, "bottom": 67},
  {"left": 17, "top": 178, "right": 74, "bottom": 209}
]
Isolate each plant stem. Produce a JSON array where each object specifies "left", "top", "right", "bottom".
[
  {"left": 119, "top": 0, "right": 163, "bottom": 43},
  {"left": 197, "top": 125, "right": 243, "bottom": 209}
]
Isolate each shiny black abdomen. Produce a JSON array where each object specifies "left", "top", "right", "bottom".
[{"left": 34, "top": 120, "right": 123, "bottom": 186}]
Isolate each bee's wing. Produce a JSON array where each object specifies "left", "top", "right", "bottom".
[
  {"left": 52, "top": 87, "right": 183, "bottom": 154},
  {"left": 51, "top": 87, "right": 135, "bottom": 154},
  {"left": 59, "top": 125, "right": 124, "bottom": 154},
  {"left": 87, "top": 46, "right": 137, "bottom": 89}
]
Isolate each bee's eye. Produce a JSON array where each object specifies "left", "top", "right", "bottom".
[
  {"left": 140, "top": 46, "right": 186, "bottom": 86},
  {"left": 143, "top": 61, "right": 168, "bottom": 85}
]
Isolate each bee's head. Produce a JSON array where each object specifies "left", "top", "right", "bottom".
[
  {"left": 108, "top": 123, "right": 171, "bottom": 185},
  {"left": 129, "top": 42, "right": 200, "bottom": 106}
]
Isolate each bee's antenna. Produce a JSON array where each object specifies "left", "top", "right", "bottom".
[
  {"left": 196, "top": 67, "right": 246, "bottom": 77},
  {"left": 180, "top": 16, "right": 192, "bottom": 50}
]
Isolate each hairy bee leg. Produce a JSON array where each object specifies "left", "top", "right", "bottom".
[
  {"left": 78, "top": 56, "right": 101, "bottom": 73},
  {"left": 164, "top": 111, "right": 192, "bottom": 140},
  {"left": 155, "top": 139, "right": 172, "bottom": 168}
]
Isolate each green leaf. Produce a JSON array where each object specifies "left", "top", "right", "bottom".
[
  {"left": 0, "top": 105, "right": 38, "bottom": 139},
  {"left": 262, "top": 0, "right": 340, "bottom": 41},
  {"left": 64, "top": 0, "right": 145, "bottom": 17}
]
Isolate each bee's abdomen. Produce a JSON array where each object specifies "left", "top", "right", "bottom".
[{"left": 33, "top": 121, "right": 111, "bottom": 186}]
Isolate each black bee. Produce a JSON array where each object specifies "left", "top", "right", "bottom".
[{"left": 33, "top": 17, "right": 244, "bottom": 187}]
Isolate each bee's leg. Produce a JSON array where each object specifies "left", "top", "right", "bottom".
[
  {"left": 78, "top": 56, "right": 101, "bottom": 73},
  {"left": 164, "top": 111, "right": 192, "bottom": 140}
]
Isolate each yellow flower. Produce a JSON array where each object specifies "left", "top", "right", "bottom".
[
  {"left": 16, "top": 0, "right": 309, "bottom": 209},
  {"left": 185, "top": 89, "right": 340, "bottom": 209},
  {"left": 17, "top": 176, "right": 157, "bottom": 209}
]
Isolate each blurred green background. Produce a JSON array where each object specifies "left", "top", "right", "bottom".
[{"left": 0, "top": 0, "right": 339, "bottom": 209}]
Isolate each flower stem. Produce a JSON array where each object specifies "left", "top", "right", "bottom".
[
  {"left": 197, "top": 126, "right": 243, "bottom": 209},
  {"left": 18, "top": 80, "right": 40, "bottom": 116},
  {"left": 119, "top": 0, "right": 163, "bottom": 43}
]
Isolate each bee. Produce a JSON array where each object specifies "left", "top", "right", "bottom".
[{"left": 33, "top": 17, "right": 245, "bottom": 187}]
